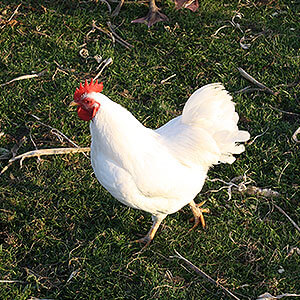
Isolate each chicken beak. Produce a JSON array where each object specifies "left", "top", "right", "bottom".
[{"left": 69, "top": 101, "right": 79, "bottom": 107}]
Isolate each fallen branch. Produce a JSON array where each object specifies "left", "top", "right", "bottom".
[
  {"left": 0, "top": 70, "right": 47, "bottom": 87},
  {"left": 273, "top": 204, "right": 300, "bottom": 234},
  {"left": 0, "top": 147, "right": 90, "bottom": 176},
  {"left": 170, "top": 250, "right": 241, "bottom": 300},
  {"left": 237, "top": 67, "right": 277, "bottom": 95}
]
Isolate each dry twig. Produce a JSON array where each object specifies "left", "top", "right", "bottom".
[
  {"left": 286, "top": 247, "right": 300, "bottom": 258},
  {"left": 243, "top": 186, "right": 280, "bottom": 198},
  {"left": 269, "top": 105, "right": 300, "bottom": 117},
  {"left": 111, "top": 0, "right": 124, "bottom": 16},
  {"left": 0, "top": 3, "right": 22, "bottom": 29},
  {"left": 235, "top": 86, "right": 270, "bottom": 94},
  {"left": 170, "top": 250, "right": 241, "bottom": 300},
  {"left": 89, "top": 21, "right": 133, "bottom": 49},
  {"left": 30, "top": 115, "right": 82, "bottom": 150},
  {"left": 237, "top": 67, "right": 277, "bottom": 95},
  {"left": 0, "top": 280, "right": 25, "bottom": 283},
  {"left": 207, "top": 175, "right": 280, "bottom": 200},
  {"left": 161, "top": 74, "right": 176, "bottom": 84},
  {"left": 28, "top": 128, "right": 41, "bottom": 164},
  {"left": 278, "top": 162, "right": 290, "bottom": 185},
  {"left": 107, "top": 22, "right": 133, "bottom": 48},
  {"left": 212, "top": 24, "right": 232, "bottom": 36},
  {"left": 66, "top": 269, "right": 80, "bottom": 283},
  {"left": 0, "top": 70, "right": 47, "bottom": 87},
  {"left": 94, "top": 58, "right": 113, "bottom": 80},
  {"left": 28, "top": 297, "right": 55, "bottom": 300},
  {"left": 10, "top": 147, "right": 90, "bottom": 163},
  {"left": 257, "top": 292, "right": 300, "bottom": 299},
  {"left": 247, "top": 127, "right": 269, "bottom": 145},
  {"left": 7, "top": 4, "right": 22, "bottom": 22},
  {"left": 99, "top": 0, "right": 112, "bottom": 13},
  {"left": 273, "top": 204, "right": 300, "bottom": 234}
]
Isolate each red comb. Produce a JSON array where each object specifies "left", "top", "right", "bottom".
[{"left": 74, "top": 79, "right": 103, "bottom": 101}]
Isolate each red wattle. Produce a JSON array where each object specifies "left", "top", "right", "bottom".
[
  {"left": 77, "top": 103, "right": 100, "bottom": 121},
  {"left": 77, "top": 106, "right": 92, "bottom": 121}
]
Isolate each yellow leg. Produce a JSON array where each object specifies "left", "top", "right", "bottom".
[
  {"left": 134, "top": 214, "right": 166, "bottom": 247},
  {"left": 189, "top": 200, "right": 210, "bottom": 230}
]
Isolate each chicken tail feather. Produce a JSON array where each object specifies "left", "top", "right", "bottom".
[{"left": 182, "top": 83, "right": 250, "bottom": 164}]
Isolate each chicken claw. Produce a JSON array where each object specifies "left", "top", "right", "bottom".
[
  {"left": 189, "top": 200, "right": 210, "bottom": 231},
  {"left": 133, "top": 235, "right": 152, "bottom": 248},
  {"left": 131, "top": 0, "right": 168, "bottom": 27}
]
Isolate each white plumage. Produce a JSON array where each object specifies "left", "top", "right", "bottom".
[{"left": 74, "top": 82, "right": 250, "bottom": 245}]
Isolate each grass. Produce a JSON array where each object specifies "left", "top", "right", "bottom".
[{"left": 0, "top": 0, "right": 299, "bottom": 299}]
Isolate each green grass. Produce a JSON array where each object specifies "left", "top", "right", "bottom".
[{"left": 0, "top": 0, "right": 299, "bottom": 299}]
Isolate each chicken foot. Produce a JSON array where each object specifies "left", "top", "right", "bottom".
[
  {"left": 131, "top": 0, "right": 168, "bottom": 27},
  {"left": 133, "top": 214, "right": 166, "bottom": 247},
  {"left": 189, "top": 200, "right": 210, "bottom": 230}
]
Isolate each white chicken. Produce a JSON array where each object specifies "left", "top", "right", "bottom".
[{"left": 71, "top": 79, "right": 250, "bottom": 245}]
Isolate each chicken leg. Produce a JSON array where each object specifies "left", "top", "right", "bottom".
[
  {"left": 189, "top": 199, "right": 210, "bottom": 230},
  {"left": 134, "top": 214, "right": 166, "bottom": 247},
  {"left": 131, "top": 0, "right": 168, "bottom": 27}
]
